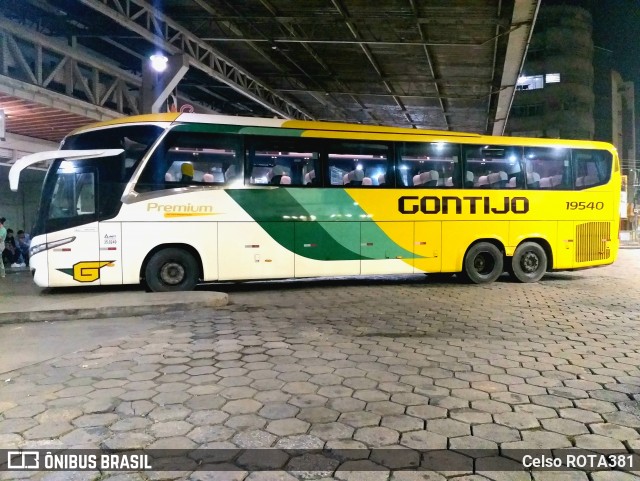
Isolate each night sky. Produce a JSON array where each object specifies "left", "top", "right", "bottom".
[{"left": 543, "top": 0, "right": 640, "bottom": 85}]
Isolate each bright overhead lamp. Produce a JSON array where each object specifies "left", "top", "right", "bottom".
[{"left": 149, "top": 54, "right": 168, "bottom": 72}]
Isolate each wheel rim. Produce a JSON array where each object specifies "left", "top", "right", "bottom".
[
  {"left": 159, "top": 261, "right": 185, "bottom": 285},
  {"left": 473, "top": 252, "right": 495, "bottom": 275},
  {"left": 520, "top": 251, "right": 540, "bottom": 274}
]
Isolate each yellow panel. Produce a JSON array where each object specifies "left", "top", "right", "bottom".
[
  {"left": 414, "top": 222, "right": 442, "bottom": 273},
  {"left": 507, "top": 221, "right": 557, "bottom": 257},
  {"left": 556, "top": 221, "right": 574, "bottom": 269}
]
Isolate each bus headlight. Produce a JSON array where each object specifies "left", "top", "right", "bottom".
[{"left": 29, "top": 237, "right": 76, "bottom": 257}]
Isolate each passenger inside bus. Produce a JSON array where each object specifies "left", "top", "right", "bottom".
[{"left": 180, "top": 163, "right": 194, "bottom": 183}]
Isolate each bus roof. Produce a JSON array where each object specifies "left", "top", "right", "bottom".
[{"left": 69, "top": 113, "right": 617, "bottom": 152}]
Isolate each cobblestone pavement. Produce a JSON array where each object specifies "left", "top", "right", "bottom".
[{"left": 1, "top": 251, "right": 640, "bottom": 481}]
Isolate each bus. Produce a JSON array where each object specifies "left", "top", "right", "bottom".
[{"left": 9, "top": 113, "right": 620, "bottom": 292}]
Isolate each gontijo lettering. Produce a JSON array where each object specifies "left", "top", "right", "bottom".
[
  {"left": 399, "top": 195, "right": 529, "bottom": 215},
  {"left": 147, "top": 203, "right": 213, "bottom": 213}
]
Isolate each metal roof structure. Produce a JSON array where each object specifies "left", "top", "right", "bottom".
[{"left": 0, "top": 0, "right": 539, "bottom": 143}]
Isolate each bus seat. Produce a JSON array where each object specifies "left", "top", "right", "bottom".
[
  {"left": 280, "top": 175, "right": 291, "bottom": 185},
  {"left": 476, "top": 175, "right": 489, "bottom": 188},
  {"left": 270, "top": 165, "right": 286, "bottom": 184},
  {"left": 413, "top": 174, "right": 422, "bottom": 186},
  {"left": 575, "top": 176, "right": 584, "bottom": 187},
  {"left": 583, "top": 175, "right": 598, "bottom": 186},
  {"left": 165, "top": 172, "right": 175, "bottom": 181},
  {"left": 202, "top": 173, "right": 214, "bottom": 183},
  {"left": 419, "top": 172, "right": 431, "bottom": 186},
  {"left": 488, "top": 172, "right": 508, "bottom": 188},
  {"left": 526, "top": 172, "right": 540, "bottom": 189},
  {"left": 551, "top": 174, "right": 563, "bottom": 187},
  {"left": 426, "top": 170, "right": 439, "bottom": 187},
  {"left": 304, "top": 171, "right": 317, "bottom": 185},
  {"left": 343, "top": 173, "right": 350, "bottom": 185},
  {"left": 465, "top": 171, "right": 475, "bottom": 188},
  {"left": 350, "top": 169, "right": 364, "bottom": 186},
  {"left": 445, "top": 177, "right": 453, "bottom": 186},
  {"left": 377, "top": 174, "right": 386, "bottom": 186},
  {"left": 539, "top": 177, "right": 552, "bottom": 189},
  {"left": 488, "top": 173, "right": 501, "bottom": 188},
  {"left": 507, "top": 177, "right": 517, "bottom": 188},
  {"left": 362, "top": 177, "right": 372, "bottom": 186}
]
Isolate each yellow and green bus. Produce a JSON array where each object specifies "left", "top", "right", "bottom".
[{"left": 9, "top": 113, "right": 620, "bottom": 291}]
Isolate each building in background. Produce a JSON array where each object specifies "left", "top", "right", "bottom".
[
  {"left": 506, "top": 5, "right": 594, "bottom": 139},
  {"left": 594, "top": 47, "right": 636, "bottom": 232},
  {"left": 506, "top": 4, "right": 637, "bottom": 235}
]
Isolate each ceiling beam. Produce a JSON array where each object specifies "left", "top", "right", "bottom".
[
  {"left": 330, "top": 0, "right": 414, "bottom": 128},
  {"left": 77, "top": 0, "right": 313, "bottom": 120},
  {"left": 408, "top": 0, "right": 448, "bottom": 130},
  {"left": 491, "top": 0, "right": 541, "bottom": 135}
]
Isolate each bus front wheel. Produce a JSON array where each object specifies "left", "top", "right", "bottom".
[
  {"left": 144, "top": 248, "right": 198, "bottom": 292},
  {"left": 462, "top": 242, "right": 503, "bottom": 284},
  {"left": 510, "top": 242, "right": 547, "bottom": 283}
]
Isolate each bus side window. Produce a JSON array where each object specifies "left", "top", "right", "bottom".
[
  {"left": 325, "top": 140, "right": 389, "bottom": 187},
  {"left": 246, "top": 136, "right": 320, "bottom": 187},
  {"left": 524, "top": 147, "right": 571, "bottom": 190},
  {"left": 462, "top": 145, "right": 523, "bottom": 189},
  {"left": 135, "top": 131, "right": 242, "bottom": 192},
  {"left": 397, "top": 142, "right": 461, "bottom": 188},
  {"left": 572, "top": 149, "right": 612, "bottom": 189}
]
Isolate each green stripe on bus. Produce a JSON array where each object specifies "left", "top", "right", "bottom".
[
  {"left": 238, "top": 127, "right": 305, "bottom": 137},
  {"left": 227, "top": 189, "right": 360, "bottom": 260},
  {"left": 287, "top": 189, "right": 415, "bottom": 260},
  {"left": 226, "top": 189, "right": 415, "bottom": 261},
  {"left": 172, "top": 124, "right": 246, "bottom": 134},
  {"left": 171, "top": 123, "right": 306, "bottom": 138}
]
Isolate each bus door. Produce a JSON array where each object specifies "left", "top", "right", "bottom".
[{"left": 45, "top": 169, "right": 102, "bottom": 287}]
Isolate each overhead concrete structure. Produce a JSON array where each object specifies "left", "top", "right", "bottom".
[{"left": 0, "top": 0, "right": 539, "bottom": 143}]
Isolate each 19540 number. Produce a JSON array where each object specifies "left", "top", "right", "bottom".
[{"left": 566, "top": 201, "right": 604, "bottom": 210}]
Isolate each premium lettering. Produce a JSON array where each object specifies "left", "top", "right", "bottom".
[
  {"left": 147, "top": 203, "right": 213, "bottom": 213},
  {"left": 399, "top": 195, "right": 529, "bottom": 215}
]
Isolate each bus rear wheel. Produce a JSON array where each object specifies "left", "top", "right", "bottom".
[
  {"left": 145, "top": 248, "right": 198, "bottom": 292},
  {"left": 462, "top": 242, "right": 503, "bottom": 284},
  {"left": 511, "top": 242, "right": 547, "bottom": 283}
]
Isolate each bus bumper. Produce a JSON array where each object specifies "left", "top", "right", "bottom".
[{"left": 30, "top": 254, "right": 49, "bottom": 287}]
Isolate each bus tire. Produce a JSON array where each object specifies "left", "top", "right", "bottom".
[
  {"left": 144, "top": 248, "right": 198, "bottom": 292},
  {"left": 511, "top": 241, "right": 547, "bottom": 283},
  {"left": 462, "top": 242, "right": 503, "bottom": 284}
]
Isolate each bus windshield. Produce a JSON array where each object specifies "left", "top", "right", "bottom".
[{"left": 33, "top": 125, "right": 165, "bottom": 236}]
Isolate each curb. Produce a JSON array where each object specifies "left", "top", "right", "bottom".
[{"left": 0, "top": 292, "right": 229, "bottom": 324}]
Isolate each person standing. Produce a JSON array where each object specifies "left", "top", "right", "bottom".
[
  {"left": 0, "top": 217, "right": 6, "bottom": 278},
  {"left": 16, "top": 230, "right": 30, "bottom": 267}
]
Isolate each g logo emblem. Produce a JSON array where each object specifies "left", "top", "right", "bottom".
[{"left": 72, "top": 261, "right": 114, "bottom": 282}]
